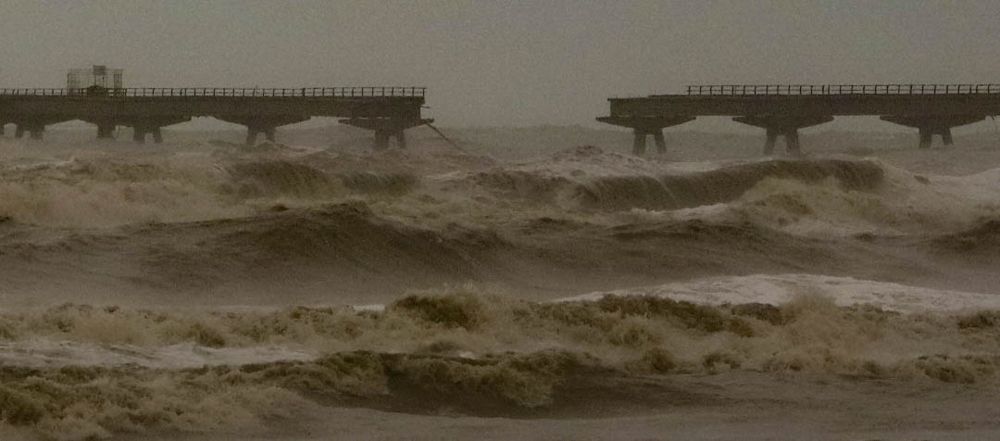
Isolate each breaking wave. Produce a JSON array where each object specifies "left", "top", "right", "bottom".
[
  {"left": 930, "top": 217, "right": 1000, "bottom": 255},
  {"left": 461, "top": 147, "right": 884, "bottom": 212},
  {"left": 572, "top": 159, "right": 885, "bottom": 211},
  {"left": 1, "top": 286, "right": 999, "bottom": 439}
]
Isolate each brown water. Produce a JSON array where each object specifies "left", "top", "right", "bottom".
[{"left": 1, "top": 129, "right": 999, "bottom": 440}]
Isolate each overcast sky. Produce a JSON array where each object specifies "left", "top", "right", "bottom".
[{"left": 1, "top": 0, "right": 999, "bottom": 130}]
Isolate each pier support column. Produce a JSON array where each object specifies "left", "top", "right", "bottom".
[
  {"left": 396, "top": 130, "right": 407, "bottom": 149},
  {"left": 83, "top": 119, "right": 119, "bottom": 140},
  {"left": 372, "top": 129, "right": 408, "bottom": 150},
  {"left": 244, "top": 125, "right": 281, "bottom": 146},
  {"left": 245, "top": 128, "right": 260, "bottom": 147},
  {"left": 15, "top": 123, "right": 46, "bottom": 140},
  {"left": 14, "top": 124, "right": 38, "bottom": 140},
  {"left": 374, "top": 131, "right": 391, "bottom": 150},
  {"left": 122, "top": 116, "right": 190, "bottom": 145},
  {"left": 628, "top": 128, "right": 669, "bottom": 155},
  {"left": 216, "top": 115, "right": 309, "bottom": 146},
  {"left": 131, "top": 127, "right": 165, "bottom": 144},
  {"left": 785, "top": 129, "right": 801, "bottom": 154},
  {"left": 340, "top": 118, "right": 433, "bottom": 150},
  {"left": 597, "top": 116, "right": 696, "bottom": 156},
  {"left": 632, "top": 129, "right": 648, "bottom": 155},
  {"left": 918, "top": 128, "right": 932, "bottom": 149},
  {"left": 733, "top": 115, "right": 833, "bottom": 156},
  {"left": 880, "top": 115, "right": 984, "bottom": 149},
  {"left": 652, "top": 130, "right": 667, "bottom": 154},
  {"left": 764, "top": 129, "right": 778, "bottom": 155},
  {"left": 97, "top": 125, "right": 116, "bottom": 139},
  {"left": 8, "top": 117, "right": 71, "bottom": 142}
]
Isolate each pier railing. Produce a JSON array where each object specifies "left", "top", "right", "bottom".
[
  {"left": 684, "top": 84, "right": 1000, "bottom": 96},
  {"left": 0, "top": 87, "right": 426, "bottom": 98}
]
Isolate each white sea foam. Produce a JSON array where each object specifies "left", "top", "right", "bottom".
[
  {"left": 0, "top": 339, "right": 315, "bottom": 368},
  {"left": 570, "top": 273, "right": 1000, "bottom": 314}
]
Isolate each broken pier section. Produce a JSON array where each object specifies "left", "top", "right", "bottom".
[
  {"left": 0, "top": 87, "right": 430, "bottom": 148},
  {"left": 598, "top": 84, "right": 1000, "bottom": 154}
]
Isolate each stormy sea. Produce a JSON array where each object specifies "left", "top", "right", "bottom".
[{"left": 1, "top": 126, "right": 999, "bottom": 440}]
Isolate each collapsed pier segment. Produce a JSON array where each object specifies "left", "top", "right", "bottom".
[
  {"left": 598, "top": 84, "right": 1000, "bottom": 155},
  {"left": 0, "top": 86, "right": 430, "bottom": 147}
]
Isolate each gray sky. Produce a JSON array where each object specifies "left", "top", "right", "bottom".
[{"left": 1, "top": 0, "right": 999, "bottom": 130}]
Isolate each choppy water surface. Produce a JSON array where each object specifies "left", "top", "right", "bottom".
[{"left": 1, "top": 135, "right": 999, "bottom": 440}]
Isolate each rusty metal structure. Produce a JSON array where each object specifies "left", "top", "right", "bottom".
[
  {"left": 598, "top": 84, "right": 1000, "bottom": 154},
  {"left": 0, "top": 80, "right": 429, "bottom": 147},
  {"left": 66, "top": 65, "right": 124, "bottom": 95}
]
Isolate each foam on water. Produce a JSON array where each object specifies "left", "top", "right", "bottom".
[
  {"left": 0, "top": 339, "right": 314, "bottom": 369},
  {"left": 570, "top": 273, "right": 1000, "bottom": 314}
]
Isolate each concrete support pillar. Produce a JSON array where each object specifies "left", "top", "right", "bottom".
[
  {"left": 881, "top": 115, "right": 984, "bottom": 149},
  {"left": 131, "top": 126, "right": 166, "bottom": 144},
  {"left": 121, "top": 116, "right": 188, "bottom": 145},
  {"left": 764, "top": 129, "right": 778, "bottom": 155},
  {"left": 630, "top": 128, "right": 674, "bottom": 155},
  {"left": 918, "top": 128, "right": 932, "bottom": 149},
  {"left": 652, "top": 130, "right": 666, "bottom": 154},
  {"left": 16, "top": 123, "right": 46, "bottom": 140},
  {"left": 941, "top": 128, "right": 954, "bottom": 146},
  {"left": 630, "top": 129, "right": 671, "bottom": 155},
  {"left": 785, "top": 129, "right": 801, "bottom": 155},
  {"left": 14, "top": 124, "right": 45, "bottom": 140},
  {"left": 0, "top": 125, "right": 5, "bottom": 136},
  {"left": 396, "top": 130, "right": 407, "bottom": 149},
  {"left": 246, "top": 128, "right": 260, "bottom": 146},
  {"left": 133, "top": 127, "right": 164, "bottom": 143},
  {"left": 632, "top": 129, "right": 647, "bottom": 155},
  {"left": 595, "top": 116, "right": 695, "bottom": 156},
  {"left": 97, "top": 125, "right": 115, "bottom": 139},
  {"left": 245, "top": 126, "right": 279, "bottom": 146},
  {"left": 366, "top": 129, "right": 410, "bottom": 149},
  {"left": 338, "top": 117, "right": 433, "bottom": 151},
  {"left": 133, "top": 128, "right": 146, "bottom": 144},
  {"left": 733, "top": 115, "right": 833, "bottom": 156},
  {"left": 223, "top": 116, "right": 305, "bottom": 146},
  {"left": 374, "top": 130, "right": 391, "bottom": 150}
]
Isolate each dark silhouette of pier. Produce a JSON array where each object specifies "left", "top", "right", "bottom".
[
  {"left": 0, "top": 86, "right": 429, "bottom": 148},
  {"left": 598, "top": 84, "right": 1000, "bottom": 155}
]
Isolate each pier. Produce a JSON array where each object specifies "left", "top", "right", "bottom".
[
  {"left": 598, "top": 84, "right": 1000, "bottom": 155},
  {"left": 0, "top": 86, "right": 430, "bottom": 148}
]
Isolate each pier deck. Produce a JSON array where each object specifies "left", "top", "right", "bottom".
[
  {"left": 0, "top": 87, "right": 429, "bottom": 148},
  {"left": 599, "top": 84, "right": 1000, "bottom": 154}
]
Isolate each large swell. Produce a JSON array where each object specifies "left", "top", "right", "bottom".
[
  {"left": 0, "top": 287, "right": 999, "bottom": 439},
  {"left": 1, "top": 140, "right": 999, "bottom": 439}
]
